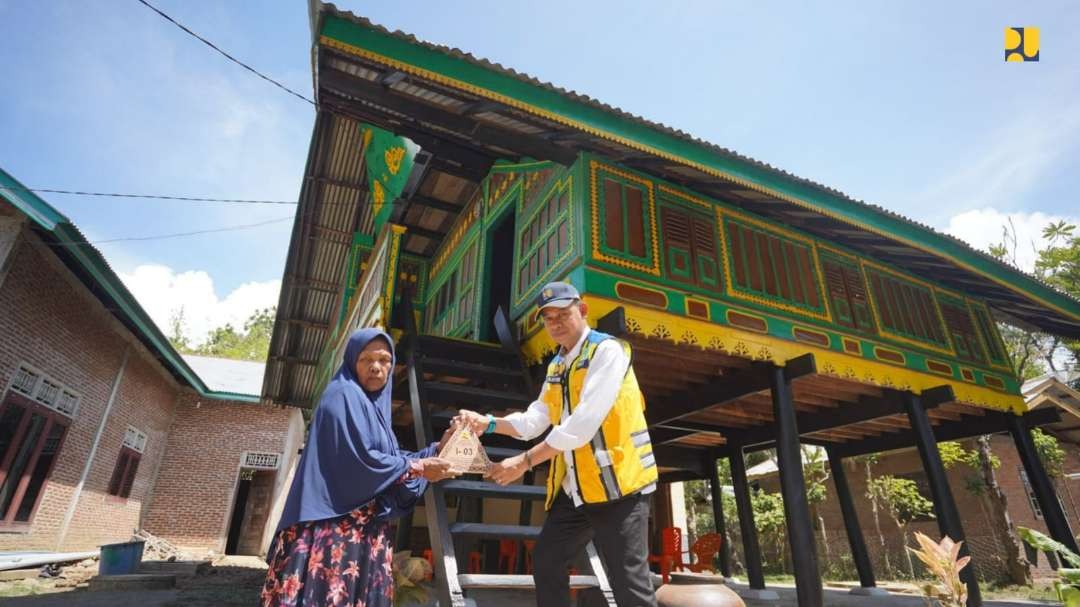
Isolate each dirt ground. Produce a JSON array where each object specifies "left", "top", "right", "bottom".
[{"left": 0, "top": 555, "right": 268, "bottom": 606}]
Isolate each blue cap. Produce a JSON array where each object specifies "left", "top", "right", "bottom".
[{"left": 534, "top": 281, "right": 581, "bottom": 319}]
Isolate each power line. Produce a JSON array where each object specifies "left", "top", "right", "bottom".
[
  {"left": 0, "top": 185, "right": 297, "bottom": 205},
  {"left": 49, "top": 215, "right": 294, "bottom": 247},
  {"left": 134, "top": 0, "right": 316, "bottom": 106}
]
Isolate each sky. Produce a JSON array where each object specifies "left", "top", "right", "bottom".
[{"left": 1, "top": 1, "right": 1078, "bottom": 344}]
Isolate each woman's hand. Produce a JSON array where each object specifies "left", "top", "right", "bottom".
[
  {"left": 417, "top": 457, "right": 458, "bottom": 482},
  {"left": 453, "top": 409, "right": 489, "bottom": 435},
  {"left": 436, "top": 425, "right": 457, "bottom": 454}
]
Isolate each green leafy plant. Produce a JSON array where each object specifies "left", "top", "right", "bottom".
[
  {"left": 392, "top": 550, "right": 432, "bottom": 607},
  {"left": 868, "top": 475, "right": 935, "bottom": 577},
  {"left": 908, "top": 532, "right": 970, "bottom": 607},
  {"left": 1018, "top": 527, "right": 1080, "bottom": 606}
]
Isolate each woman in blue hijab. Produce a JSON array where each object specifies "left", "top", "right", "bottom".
[{"left": 261, "top": 328, "right": 456, "bottom": 607}]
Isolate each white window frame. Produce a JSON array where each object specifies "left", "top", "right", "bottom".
[
  {"left": 5, "top": 362, "right": 80, "bottom": 419},
  {"left": 1019, "top": 468, "right": 1044, "bottom": 519},
  {"left": 123, "top": 425, "right": 148, "bottom": 454},
  {"left": 242, "top": 451, "right": 281, "bottom": 470}
]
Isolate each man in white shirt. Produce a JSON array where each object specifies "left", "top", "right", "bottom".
[{"left": 455, "top": 281, "right": 658, "bottom": 607}]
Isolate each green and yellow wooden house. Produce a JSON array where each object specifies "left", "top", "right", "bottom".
[{"left": 263, "top": 3, "right": 1080, "bottom": 605}]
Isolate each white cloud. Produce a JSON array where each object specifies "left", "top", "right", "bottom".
[
  {"left": 943, "top": 208, "right": 1080, "bottom": 273},
  {"left": 119, "top": 264, "right": 280, "bottom": 345}
]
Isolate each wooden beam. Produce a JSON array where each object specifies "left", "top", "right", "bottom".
[
  {"left": 321, "top": 69, "right": 579, "bottom": 165},
  {"left": 409, "top": 194, "right": 462, "bottom": 214},
  {"left": 1007, "top": 413, "right": 1079, "bottom": 554},
  {"left": 826, "top": 449, "right": 879, "bottom": 591},
  {"left": 829, "top": 407, "right": 1060, "bottom": 458},
  {"left": 903, "top": 392, "right": 980, "bottom": 607},
  {"left": 647, "top": 354, "right": 815, "bottom": 427},
  {"left": 772, "top": 364, "right": 823, "bottom": 606}
]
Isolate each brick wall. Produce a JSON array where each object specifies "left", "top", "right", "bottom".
[
  {"left": 0, "top": 237, "right": 147, "bottom": 551},
  {"left": 0, "top": 231, "right": 302, "bottom": 555},
  {"left": 749, "top": 435, "right": 1080, "bottom": 582},
  {"left": 142, "top": 392, "right": 302, "bottom": 554}
]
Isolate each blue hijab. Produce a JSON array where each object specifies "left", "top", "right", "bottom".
[{"left": 274, "top": 328, "right": 436, "bottom": 537}]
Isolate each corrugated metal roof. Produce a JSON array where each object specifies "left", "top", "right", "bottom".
[
  {"left": 309, "top": 1, "right": 1080, "bottom": 336},
  {"left": 182, "top": 355, "right": 265, "bottom": 397}
]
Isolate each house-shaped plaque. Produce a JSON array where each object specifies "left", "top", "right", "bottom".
[{"left": 437, "top": 427, "right": 491, "bottom": 474}]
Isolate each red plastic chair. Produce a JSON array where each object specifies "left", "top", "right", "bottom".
[
  {"left": 648, "top": 526, "right": 687, "bottom": 584},
  {"left": 687, "top": 532, "right": 723, "bottom": 573},
  {"left": 468, "top": 551, "right": 483, "bottom": 574},
  {"left": 498, "top": 539, "right": 518, "bottom": 574},
  {"left": 421, "top": 549, "right": 434, "bottom": 579},
  {"left": 522, "top": 540, "right": 536, "bottom": 574}
]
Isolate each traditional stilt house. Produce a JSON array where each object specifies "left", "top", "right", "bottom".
[{"left": 263, "top": 3, "right": 1080, "bottom": 605}]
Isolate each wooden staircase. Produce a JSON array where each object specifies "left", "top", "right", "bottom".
[{"left": 398, "top": 294, "right": 616, "bottom": 607}]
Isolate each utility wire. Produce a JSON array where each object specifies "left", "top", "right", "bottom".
[
  {"left": 134, "top": 0, "right": 316, "bottom": 106},
  {"left": 48, "top": 216, "right": 294, "bottom": 247},
  {"left": 0, "top": 185, "right": 297, "bottom": 205}
]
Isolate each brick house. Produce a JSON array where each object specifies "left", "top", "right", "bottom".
[
  {"left": 0, "top": 167, "right": 304, "bottom": 557},
  {"left": 743, "top": 371, "right": 1080, "bottom": 581}
]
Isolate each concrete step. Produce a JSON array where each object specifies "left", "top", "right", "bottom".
[
  {"left": 88, "top": 573, "right": 177, "bottom": 592},
  {"left": 137, "top": 560, "right": 212, "bottom": 577}
]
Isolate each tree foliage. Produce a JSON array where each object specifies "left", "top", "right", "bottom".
[
  {"left": 1032, "top": 427, "right": 1065, "bottom": 478},
  {"left": 167, "top": 307, "right": 276, "bottom": 362}
]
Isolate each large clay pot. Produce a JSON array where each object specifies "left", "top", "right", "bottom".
[{"left": 655, "top": 574, "right": 745, "bottom": 607}]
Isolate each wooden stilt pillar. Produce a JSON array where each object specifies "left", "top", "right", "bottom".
[
  {"left": 826, "top": 447, "right": 887, "bottom": 596},
  {"left": 1007, "top": 413, "right": 1079, "bottom": 554},
  {"left": 771, "top": 365, "right": 823, "bottom": 607},
  {"left": 706, "top": 453, "right": 733, "bottom": 578},
  {"left": 729, "top": 448, "right": 765, "bottom": 590},
  {"left": 903, "top": 392, "right": 981, "bottom": 607}
]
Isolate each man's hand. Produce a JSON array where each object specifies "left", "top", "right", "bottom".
[
  {"left": 453, "top": 409, "right": 489, "bottom": 435},
  {"left": 485, "top": 454, "right": 529, "bottom": 486},
  {"left": 417, "top": 457, "right": 458, "bottom": 482}
]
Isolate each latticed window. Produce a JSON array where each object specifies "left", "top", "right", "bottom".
[
  {"left": 970, "top": 304, "right": 1009, "bottom": 366},
  {"left": 659, "top": 203, "right": 721, "bottom": 292},
  {"left": 939, "top": 296, "right": 986, "bottom": 364},
  {"left": 243, "top": 452, "right": 281, "bottom": 470},
  {"left": 517, "top": 186, "right": 570, "bottom": 298},
  {"left": 122, "top": 426, "right": 147, "bottom": 453},
  {"left": 865, "top": 267, "right": 949, "bottom": 348},
  {"left": 821, "top": 254, "right": 876, "bottom": 334},
  {"left": 724, "top": 217, "right": 823, "bottom": 312},
  {"left": 35, "top": 379, "right": 60, "bottom": 407},
  {"left": 601, "top": 178, "right": 647, "bottom": 259},
  {"left": 11, "top": 366, "right": 39, "bottom": 396}
]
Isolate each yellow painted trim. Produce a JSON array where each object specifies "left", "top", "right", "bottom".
[
  {"left": 589, "top": 161, "right": 661, "bottom": 276},
  {"left": 657, "top": 183, "right": 713, "bottom": 211},
  {"left": 861, "top": 258, "right": 956, "bottom": 356},
  {"left": 967, "top": 299, "right": 1015, "bottom": 373},
  {"left": 430, "top": 193, "right": 482, "bottom": 279},
  {"left": 519, "top": 296, "right": 1024, "bottom": 414},
  {"left": 716, "top": 206, "right": 831, "bottom": 322},
  {"left": 317, "top": 34, "right": 1080, "bottom": 325},
  {"left": 685, "top": 297, "right": 711, "bottom": 320}
]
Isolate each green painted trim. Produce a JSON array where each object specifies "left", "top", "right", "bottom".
[
  {"left": 318, "top": 14, "right": 1080, "bottom": 325},
  {"left": 581, "top": 266, "right": 1021, "bottom": 395}
]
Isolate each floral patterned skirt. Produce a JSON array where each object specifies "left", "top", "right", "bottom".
[{"left": 261, "top": 502, "right": 395, "bottom": 607}]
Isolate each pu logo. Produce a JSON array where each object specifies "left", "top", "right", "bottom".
[{"left": 1005, "top": 27, "right": 1039, "bottom": 62}]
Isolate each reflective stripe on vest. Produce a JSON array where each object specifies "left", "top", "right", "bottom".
[{"left": 542, "top": 329, "right": 658, "bottom": 510}]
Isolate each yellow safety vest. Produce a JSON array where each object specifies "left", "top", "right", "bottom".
[{"left": 542, "top": 330, "right": 657, "bottom": 510}]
